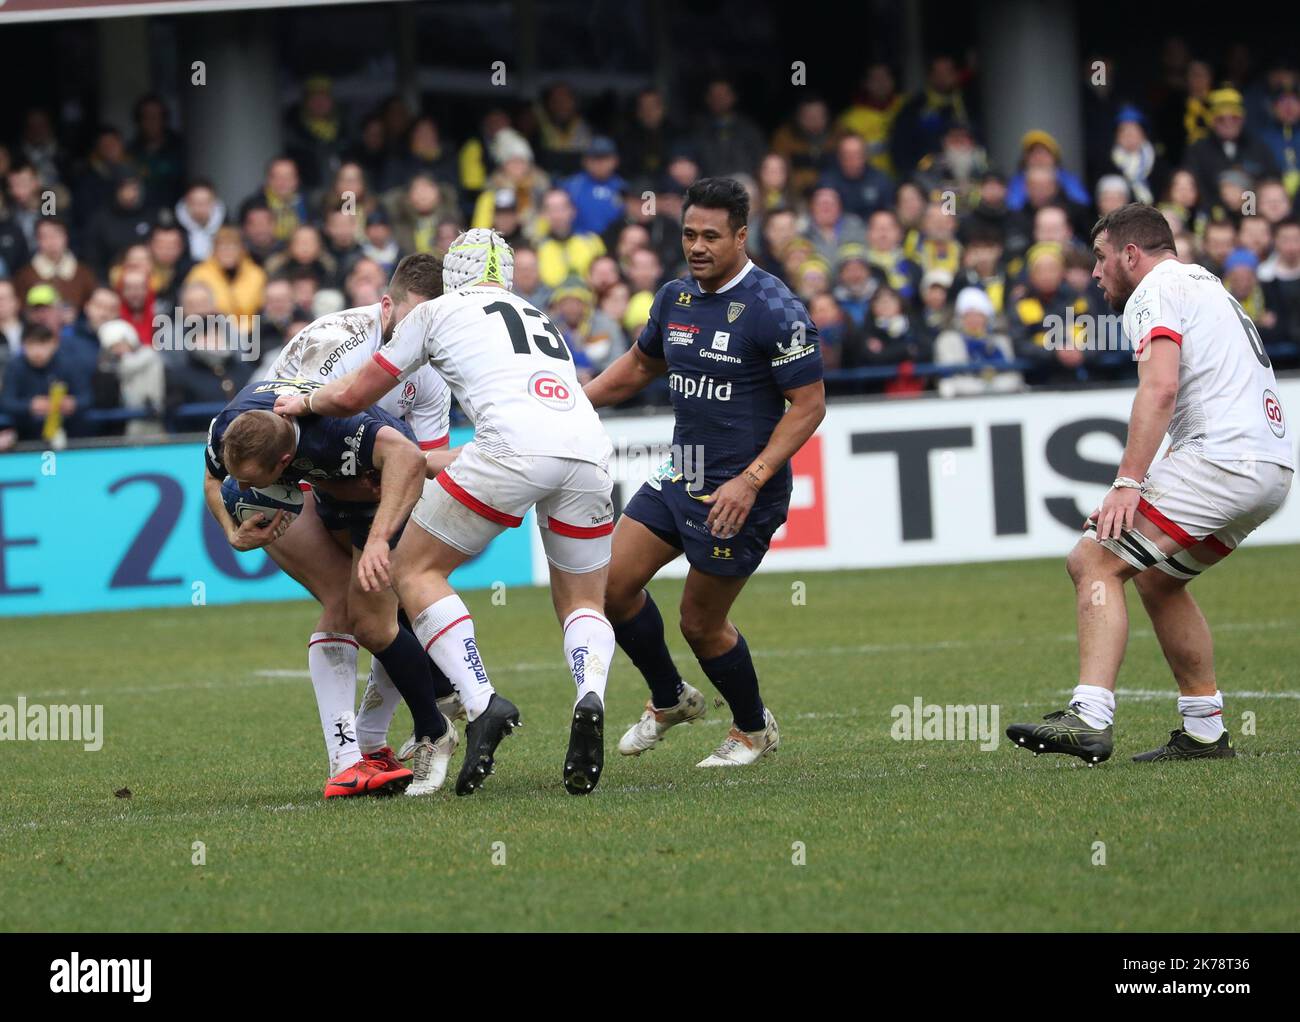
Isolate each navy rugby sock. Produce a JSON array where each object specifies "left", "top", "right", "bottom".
[
  {"left": 374, "top": 628, "right": 448, "bottom": 742},
  {"left": 612, "top": 590, "right": 684, "bottom": 709},
  {"left": 398, "top": 609, "right": 455, "bottom": 700},
  {"left": 698, "top": 632, "right": 765, "bottom": 733}
]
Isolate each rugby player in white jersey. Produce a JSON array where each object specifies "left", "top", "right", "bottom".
[
  {"left": 204, "top": 254, "right": 462, "bottom": 797},
  {"left": 1008, "top": 204, "right": 1293, "bottom": 764},
  {"left": 275, "top": 229, "right": 617, "bottom": 797}
]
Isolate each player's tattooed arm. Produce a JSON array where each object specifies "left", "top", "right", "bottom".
[
  {"left": 356, "top": 426, "right": 426, "bottom": 592},
  {"left": 703, "top": 380, "right": 825, "bottom": 539},
  {"left": 1094, "top": 339, "right": 1180, "bottom": 540},
  {"left": 583, "top": 345, "right": 666, "bottom": 408}
]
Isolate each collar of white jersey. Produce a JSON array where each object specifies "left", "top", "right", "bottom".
[{"left": 690, "top": 258, "right": 754, "bottom": 296}]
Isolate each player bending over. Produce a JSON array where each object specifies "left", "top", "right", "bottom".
[
  {"left": 584, "top": 177, "right": 825, "bottom": 767},
  {"left": 206, "top": 377, "right": 455, "bottom": 796},
  {"left": 1007, "top": 203, "right": 1293, "bottom": 764},
  {"left": 250, "top": 254, "right": 464, "bottom": 792},
  {"left": 276, "top": 229, "right": 618, "bottom": 797}
]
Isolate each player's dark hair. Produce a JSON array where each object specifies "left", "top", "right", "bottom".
[
  {"left": 682, "top": 177, "right": 749, "bottom": 234},
  {"left": 23, "top": 323, "right": 54, "bottom": 343},
  {"left": 1089, "top": 203, "right": 1175, "bottom": 254},
  {"left": 222, "top": 410, "right": 292, "bottom": 475},
  {"left": 388, "top": 252, "right": 443, "bottom": 303}
]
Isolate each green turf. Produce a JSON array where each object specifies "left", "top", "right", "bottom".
[{"left": 2, "top": 548, "right": 1298, "bottom": 932}]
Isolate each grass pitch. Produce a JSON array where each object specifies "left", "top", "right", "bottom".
[{"left": 2, "top": 548, "right": 1298, "bottom": 932}]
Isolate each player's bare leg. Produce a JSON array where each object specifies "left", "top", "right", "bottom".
[
  {"left": 392, "top": 524, "right": 520, "bottom": 796},
  {"left": 679, "top": 568, "right": 779, "bottom": 767},
  {"left": 1130, "top": 541, "right": 1235, "bottom": 760},
  {"left": 1133, "top": 568, "right": 1217, "bottom": 697},
  {"left": 1065, "top": 537, "right": 1142, "bottom": 695},
  {"left": 1009, "top": 510, "right": 1194, "bottom": 764},
  {"left": 607, "top": 516, "right": 710, "bottom": 756}
]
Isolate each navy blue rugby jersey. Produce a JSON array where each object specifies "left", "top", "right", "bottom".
[
  {"left": 204, "top": 378, "right": 415, "bottom": 482},
  {"left": 636, "top": 260, "right": 823, "bottom": 506}
]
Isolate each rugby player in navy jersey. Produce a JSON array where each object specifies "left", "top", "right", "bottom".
[
  {"left": 204, "top": 379, "right": 454, "bottom": 796},
  {"left": 584, "top": 177, "right": 825, "bottom": 766}
]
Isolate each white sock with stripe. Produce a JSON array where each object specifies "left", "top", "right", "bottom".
[
  {"left": 411, "top": 595, "right": 495, "bottom": 721},
  {"left": 355, "top": 660, "right": 403, "bottom": 754},
  {"left": 308, "top": 632, "right": 362, "bottom": 773},
  {"left": 562, "top": 607, "right": 615, "bottom": 707},
  {"left": 1070, "top": 684, "right": 1115, "bottom": 729},
  {"left": 1178, "top": 691, "right": 1225, "bottom": 741}
]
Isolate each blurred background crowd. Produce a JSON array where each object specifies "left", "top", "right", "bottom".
[{"left": 2, "top": 9, "right": 1299, "bottom": 449}]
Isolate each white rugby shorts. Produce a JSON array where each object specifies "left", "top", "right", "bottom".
[
  {"left": 1087, "top": 448, "right": 1293, "bottom": 578},
  {"left": 410, "top": 442, "right": 614, "bottom": 573}
]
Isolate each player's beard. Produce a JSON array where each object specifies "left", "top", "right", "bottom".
[{"left": 1105, "top": 267, "right": 1136, "bottom": 312}]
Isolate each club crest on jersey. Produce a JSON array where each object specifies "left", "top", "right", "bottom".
[
  {"left": 399, "top": 379, "right": 417, "bottom": 412},
  {"left": 727, "top": 302, "right": 745, "bottom": 323},
  {"left": 528, "top": 370, "right": 575, "bottom": 410}
]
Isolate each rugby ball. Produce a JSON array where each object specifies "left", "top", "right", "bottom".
[{"left": 221, "top": 477, "right": 304, "bottom": 525}]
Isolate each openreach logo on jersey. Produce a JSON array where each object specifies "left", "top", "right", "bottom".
[
  {"left": 50, "top": 954, "right": 151, "bottom": 1002},
  {"left": 151, "top": 306, "right": 262, "bottom": 362},
  {"left": 0, "top": 697, "right": 103, "bottom": 751},
  {"left": 890, "top": 697, "right": 1000, "bottom": 751}
]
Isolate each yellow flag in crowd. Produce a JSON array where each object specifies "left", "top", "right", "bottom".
[{"left": 42, "top": 381, "right": 67, "bottom": 444}]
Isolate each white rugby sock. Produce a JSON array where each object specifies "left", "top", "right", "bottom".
[
  {"left": 412, "top": 595, "right": 494, "bottom": 721},
  {"left": 1070, "top": 684, "right": 1115, "bottom": 729},
  {"left": 355, "top": 659, "right": 403, "bottom": 753},
  {"left": 562, "top": 607, "right": 615, "bottom": 707},
  {"left": 1178, "top": 691, "right": 1225, "bottom": 741},
  {"left": 308, "top": 632, "right": 362, "bottom": 773}
]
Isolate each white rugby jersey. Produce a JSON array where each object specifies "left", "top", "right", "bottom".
[
  {"left": 1124, "top": 259, "right": 1292, "bottom": 469},
  {"left": 268, "top": 303, "right": 451, "bottom": 449},
  {"left": 374, "top": 287, "right": 612, "bottom": 465}
]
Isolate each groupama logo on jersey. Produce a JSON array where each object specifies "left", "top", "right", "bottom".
[{"left": 528, "top": 371, "right": 575, "bottom": 410}]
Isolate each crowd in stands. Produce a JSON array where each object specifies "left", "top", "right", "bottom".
[{"left": 3, "top": 40, "right": 1300, "bottom": 449}]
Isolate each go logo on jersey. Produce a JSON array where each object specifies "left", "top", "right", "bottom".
[
  {"left": 528, "top": 371, "right": 576, "bottom": 410},
  {"left": 1264, "top": 389, "right": 1286, "bottom": 438}
]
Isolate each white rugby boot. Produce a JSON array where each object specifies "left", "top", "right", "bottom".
[
  {"left": 696, "top": 709, "right": 780, "bottom": 767},
  {"left": 398, "top": 694, "right": 463, "bottom": 760},
  {"left": 403, "top": 716, "right": 459, "bottom": 796},
  {"left": 617, "top": 683, "right": 708, "bottom": 756}
]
